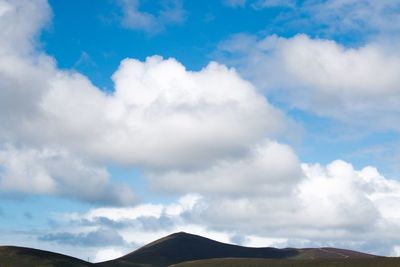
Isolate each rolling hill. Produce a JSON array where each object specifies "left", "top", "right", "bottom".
[
  {"left": 96, "top": 232, "right": 376, "bottom": 267},
  {"left": 171, "top": 257, "right": 400, "bottom": 267},
  {"left": 0, "top": 246, "right": 93, "bottom": 267},
  {"left": 1, "top": 232, "right": 398, "bottom": 267}
]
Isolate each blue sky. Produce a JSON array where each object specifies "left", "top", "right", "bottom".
[{"left": 1, "top": 0, "right": 400, "bottom": 262}]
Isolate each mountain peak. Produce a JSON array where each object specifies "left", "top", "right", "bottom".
[
  {"left": 169, "top": 231, "right": 192, "bottom": 237},
  {"left": 106, "top": 232, "right": 299, "bottom": 266},
  {"left": 99, "top": 232, "right": 378, "bottom": 267}
]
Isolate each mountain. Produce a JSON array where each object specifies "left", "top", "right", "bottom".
[
  {"left": 97, "top": 232, "right": 376, "bottom": 267},
  {"left": 1, "top": 232, "right": 394, "bottom": 267},
  {"left": 0, "top": 246, "right": 93, "bottom": 267}
]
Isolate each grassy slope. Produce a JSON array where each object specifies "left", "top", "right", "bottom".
[
  {"left": 171, "top": 257, "right": 400, "bottom": 267},
  {"left": 0, "top": 246, "right": 93, "bottom": 267}
]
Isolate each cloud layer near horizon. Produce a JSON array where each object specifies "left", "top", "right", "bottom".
[{"left": 51, "top": 160, "right": 400, "bottom": 258}]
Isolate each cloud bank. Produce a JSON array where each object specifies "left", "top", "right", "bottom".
[
  {"left": 219, "top": 34, "right": 400, "bottom": 129},
  {"left": 0, "top": 0, "right": 286, "bottom": 203},
  {"left": 52, "top": 160, "right": 400, "bottom": 260}
]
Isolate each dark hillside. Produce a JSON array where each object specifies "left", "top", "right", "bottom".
[
  {"left": 171, "top": 257, "right": 400, "bottom": 267},
  {"left": 97, "top": 232, "right": 375, "bottom": 267},
  {"left": 0, "top": 246, "right": 93, "bottom": 267},
  {"left": 0, "top": 232, "right": 383, "bottom": 267},
  {"left": 98, "top": 232, "right": 298, "bottom": 266}
]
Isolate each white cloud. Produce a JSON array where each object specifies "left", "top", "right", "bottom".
[
  {"left": 393, "top": 246, "right": 400, "bottom": 257},
  {"left": 151, "top": 140, "right": 301, "bottom": 196},
  {"left": 219, "top": 34, "right": 400, "bottom": 129},
  {"left": 298, "top": 161, "right": 379, "bottom": 231},
  {"left": 94, "top": 248, "right": 124, "bottom": 263},
  {"left": 302, "top": 0, "right": 400, "bottom": 37},
  {"left": 99, "top": 56, "right": 286, "bottom": 169},
  {"left": 183, "top": 160, "right": 400, "bottom": 256},
  {"left": 0, "top": 0, "right": 288, "bottom": 202},
  {"left": 51, "top": 159, "right": 400, "bottom": 256},
  {"left": 118, "top": 0, "right": 185, "bottom": 33},
  {"left": 234, "top": 0, "right": 400, "bottom": 39},
  {"left": 69, "top": 194, "right": 200, "bottom": 223},
  {"left": 0, "top": 146, "right": 136, "bottom": 205},
  {"left": 0, "top": 0, "right": 51, "bottom": 54},
  {"left": 48, "top": 196, "right": 233, "bottom": 261},
  {"left": 1, "top": 53, "right": 287, "bottom": 169}
]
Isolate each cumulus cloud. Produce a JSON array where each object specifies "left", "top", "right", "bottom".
[
  {"left": 45, "top": 195, "right": 234, "bottom": 261},
  {"left": 188, "top": 160, "right": 400, "bottom": 240},
  {"left": 15, "top": 55, "right": 284, "bottom": 170},
  {"left": 218, "top": 34, "right": 400, "bottom": 129},
  {"left": 101, "top": 56, "right": 286, "bottom": 168},
  {"left": 150, "top": 140, "right": 301, "bottom": 196},
  {"left": 0, "top": 0, "right": 51, "bottom": 54},
  {"left": 1, "top": 52, "right": 287, "bottom": 169},
  {"left": 0, "top": 146, "right": 135, "bottom": 205},
  {"left": 52, "top": 158, "right": 400, "bottom": 256},
  {"left": 0, "top": 0, "right": 288, "bottom": 202},
  {"left": 118, "top": 0, "right": 186, "bottom": 33}
]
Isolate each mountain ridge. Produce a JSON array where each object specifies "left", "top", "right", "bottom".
[
  {"left": 97, "top": 231, "right": 377, "bottom": 266},
  {"left": 0, "top": 232, "right": 391, "bottom": 267}
]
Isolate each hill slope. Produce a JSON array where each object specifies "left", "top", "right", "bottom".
[
  {"left": 0, "top": 232, "right": 385, "bottom": 267},
  {"left": 0, "top": 246, "right": 93, "bottom": 267},
  {"left": 97, "top": 232, "right": 375, "bottom": 267},
  {"left": 171, "top": 257, "right": 400, "bottom": 267}
]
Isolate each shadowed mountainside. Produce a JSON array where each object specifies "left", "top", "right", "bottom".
[
  {"left": 0, "top": 246, "right": 93, "bottom": 267},
  {"left": 170, "top": 257, "right": 400, "bottom": 267},
  {"left": 1, "top": 232, "right": 395, "bottom": 267},
  {"left": 97, "top": 232, "right": 376, "bottom": 267}
]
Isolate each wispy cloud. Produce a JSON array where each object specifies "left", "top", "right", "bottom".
[
  {"left": 118, "top": 0, "right": 186, "bottom": 33},
  {"left": 224, "top": 0, "right": 400, "bottom": 42},
  {"left": 222, "top": 0, "right": 247, "bottom": 8},
  {"left": 39, "top": 228, "right": 130, "bottom": 247}
]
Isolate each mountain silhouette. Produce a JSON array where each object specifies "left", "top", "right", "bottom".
[
  {"left": 0, "top": 246, "right": 92, "bottom": 267},
  {"left": 0, "top": 232, "right": 390, "bottom": 267},
  {"left": 97, "top": 232, "right": 375, "bottom": 267}
]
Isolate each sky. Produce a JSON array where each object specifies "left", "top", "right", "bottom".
[{"left": 1, "top": 0, "right": 400, "bottom": 262}]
